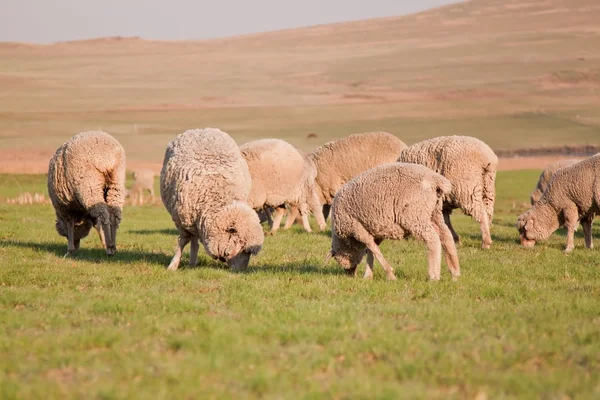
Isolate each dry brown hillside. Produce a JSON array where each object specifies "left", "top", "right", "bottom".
[{"left": 0, "top": 0, "right": 599, "bottom": 173}]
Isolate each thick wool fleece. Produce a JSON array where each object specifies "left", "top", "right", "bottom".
[
  {"left": 530, "top": 159, "right": 579, "bottom": 205},
  {"left": 330, "top": 163, "right": 460, "bottom": 281},
  {"left": 517, "top": 154, "right": 600, "bottom": 253},
  {"left": 308, "top": 131, "right": 407, "bottom": 210},
  {"left": 47, "top": 130, "right": 126, "bottom": 255},
  {"left": 160, "top": 128, "right": 264, "bottom": 271},
  {"left": 398, "top": 135, "right": 498, "bottom": 249},
  {"left": 240, "top": 138, "right": 325, "bottom": 233}
]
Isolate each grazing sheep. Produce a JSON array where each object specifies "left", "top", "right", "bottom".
[
  {"left": 160, "top": 128, "right": 264, "bottom": 271},
  {"left": 309, "top": 131, "right": 407, "bottom": 221},
  {"left": 530, "top": 159, "right": 579, "bottom": 205},
  {"left": 328, "top": 163, "right": 460, "bottom": 281},
  {"left": 398, "top": 135, "right": 498, "bottom": 249},
  {"left": 517, "top": 154, "right": 600, "bottom": 253},
  {"left": 240, "top": 139, "right": 326, "bottom": 233},
  {"left": 132, "top": 168, "right": 155, "bottom": 196},
  {"left": 47, "top": 131, "right": 126, "bottom": 255}
]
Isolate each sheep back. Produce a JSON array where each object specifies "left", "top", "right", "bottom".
[
  {"left": 160, "top": 128, "right": 252, "bottom": 235},
  {"left": 530, "top": 159, "right": 580, "bottom": 205},
  {"left": 398, "top": 135, "right": 498, "bottom": 222},
  {"left": 309, "top": 131, "right": 407, "bottom": 204}
]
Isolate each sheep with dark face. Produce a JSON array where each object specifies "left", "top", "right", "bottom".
[
  {"left": 517, "top": 154, "right": 600, "bottom": 253},
  {"left": 160, "top": 128, "right": 264, "bottom": 271},
  {"left": 47, "top": 131, "right": 126, "bottom": 255},
  {"left": 329, "top": 163, "right": 460, "bottom": 281}
]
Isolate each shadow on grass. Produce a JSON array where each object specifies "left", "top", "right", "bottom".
[
  {"left": 246, "top": 262, "right": 343, "bottom": 276},
  {"left": 2, "top": 240, "right": 172, "bottom": 266},
  {"left": 127, "top": 228, "right": 179, "bottom": 236}
]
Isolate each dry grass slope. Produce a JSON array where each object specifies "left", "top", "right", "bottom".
[{"left": 0, "top": 0, "right": 599, "bottom": 173}]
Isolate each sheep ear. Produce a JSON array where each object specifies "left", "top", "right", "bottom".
[
  {"left": 226, "top": 226, "right": 237, "bottom": 234},
  {"left": 525, "top": 219, "right": 534, "bottom": 231}
]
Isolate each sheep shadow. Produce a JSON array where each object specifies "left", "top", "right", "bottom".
[
  {"left": 245, "top": 262, "right": 343, "bottom": 276},
  {"left": 2, "top": 240, "right": 172, "bottom": 265},
  {"left": 127, "top": 228, "right": 179, "bottom": 236}
]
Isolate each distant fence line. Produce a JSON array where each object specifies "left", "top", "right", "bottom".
[{"left": 494, "top": 145, "right": 600, "bottom": 158}]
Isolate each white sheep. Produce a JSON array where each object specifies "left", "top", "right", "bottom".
[
  {"left": 398, "top": 135, "right": 498, "bottom": 249},
  {"left": 530, "top": 159, "right": 579, "bottom": 205},
  {"left": 517, "top": 154, "right": 600, "bottom": 253},
  {"left": 328, "top": 163, "right": 461, "bottom": 281},
  {"left": 47, "top": 131, "right": 126, "bottom": 255},
  {"left": 309, "top": 131, "right": 407, "bottom": 221},
  {"left": 240, "top": 138, "right": 326, "bottom": 234},
  {"left": 160, "top": 128, "right": 264, "bottom": 271}
]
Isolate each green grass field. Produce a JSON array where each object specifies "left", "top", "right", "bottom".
[{"left": 1, "top": 170, "right": 599, "bottom": 399}]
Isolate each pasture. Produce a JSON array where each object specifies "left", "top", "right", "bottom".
[{"left": 1, "top": 170, "right": 599, "bottom": 399}]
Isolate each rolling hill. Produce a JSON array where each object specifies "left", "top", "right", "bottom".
[{"left": 0, "top": 0, "right": 599, "bottom": 173}]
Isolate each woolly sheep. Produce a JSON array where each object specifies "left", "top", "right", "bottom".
[
  {"left": 328, "top": 163, "right": 461, "bottom": 281},
  {"left": 47, "top": 130, "right": 126, "bottom": 255},
  {"left": 160, "top": 128, "right": 264, "bottom": 271},
  {"left": 240, "top": 138, "right": 326, "bottom": 234},
  {"left": 517, "top": 154, "right": 600, "bottom": 253},
  {"left": 309, "top": 131, "right": 407, "bottom": 221},
  {"left": 398, "top": 135, "right": 498, "bottom": 249},
  {"left": 132, "top": 168, "right": 155, "bottom": 197},
  {"left": 530, "top": 159, "right": 579, "bottom": 205}
]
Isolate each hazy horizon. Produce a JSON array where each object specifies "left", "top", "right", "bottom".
[{"left": 1, "top": 0, "right": 461, "bottom": 44}]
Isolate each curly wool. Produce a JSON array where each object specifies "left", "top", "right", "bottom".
[
  {"left": 309, "top": 131, "right": 407, "bottom": 209},
  {"left": 530, "top": 159, "right": 579, "bottom": 205},
  {"left": 160, "top": 128, "right": 264, "bottom": 271},
  {"left": 330, "top": 163, "right": 460, "bottom": 281},
  {"left": 240, "top": 139, "right": 325, "bottom": 233},
  {"left": 398, "top": 135, "right": 498, "bottom": 249},
  {"left": 517, "top": 154, "right": 600, "bottom": 252},
  {"left": 47, "top": 130, "right": 126, "bottom": 255}
]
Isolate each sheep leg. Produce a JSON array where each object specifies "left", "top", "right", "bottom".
[
  {"left": 301, "top": 213, "right": 313, "bottom": 233},
  {"left": 322, "top": 204, "right": 332, "bottom": 222},
  {"left": 168, "top": 235, "right": 191, "bottom": 271},
  {"left": 443, "top": 209, "right": 460, "bottom": 243},
  {"left": 309, "top": 191, "right": 327, "bottom": 231},
  {"left": 365, "top": 239, "right": 396, "bottom": 281},
  {"left": 283, "top": 206, "right": 299, "bottom": 229},
  {"left": 189, "top": 236, "right": 199, "bottom": 266},
  {"left": 66, "top": 220, "right": 77, "bottom": 255},
  {"left": 269, "top": 207, "right": 286, "bottom": 234},
  {"left": 479, "top": 210, "right": 492, "bottom": 250},
  {"left": 101, "top": 222, "right": 115, "bottom": 256},
  {"left": 434, "top": 213, "right": 460, "bottom": 279},
  {"left": 582, "top": 217, "right": 594, "bottom": 249},
  {"left": 364, "top": 251, "right": 374, "bottom": 279},
  {"left": 95, "top": 221, "right": 107, "bottom": 249},
  {"left": 563, "top": 208, "right": 579, "bottom": 253}
]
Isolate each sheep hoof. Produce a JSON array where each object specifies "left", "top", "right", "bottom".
[
  {"left": 386, "top": 274, "right": 397, "bottom": 281},
  {"left": 266, "top": 231, "right": 275, "bottom": 236},
  {"left": 452, "top": 275, "right": 460, "bottom": 282},
  {"left": 482, "top": 242, "right": 491, "bottom": 250}
]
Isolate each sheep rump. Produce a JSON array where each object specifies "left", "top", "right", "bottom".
[
  {"left": 517, "top": 154, "right": 600, "bottom": 253},
  {"left": 329, "top": 163, "right": 460, "bottom": 281},
  {"left": 398, "top": 135, "right": 498, "bottom": 249},
  {"left": 47, "top": 130, "right": 126, "bottom": 255},
  {"left": 240, "top": 138, "right": 325, "bottom": 233},
  {"left": 160, "top": 128, "right": 264, "bottom": 271},
  {"left": 308, "top": 131, "right": 407, "bottom": 221}
]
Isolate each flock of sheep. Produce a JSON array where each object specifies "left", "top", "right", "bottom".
[{"left": 46, "top": 128, "right": 598, "bottom": 280}]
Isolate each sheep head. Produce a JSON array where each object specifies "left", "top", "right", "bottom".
[
  {"left": 55, "top": 217, "right": 93, "bottom": 244},
  {"left": 516, "top": 203, "right": 560, "bottom": 247},
  {"left": 330, "top": 235, "right": 365, "bottom": 276},
  {"left": 203, "top": 202, "right": 264, "bottom": 271}
]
